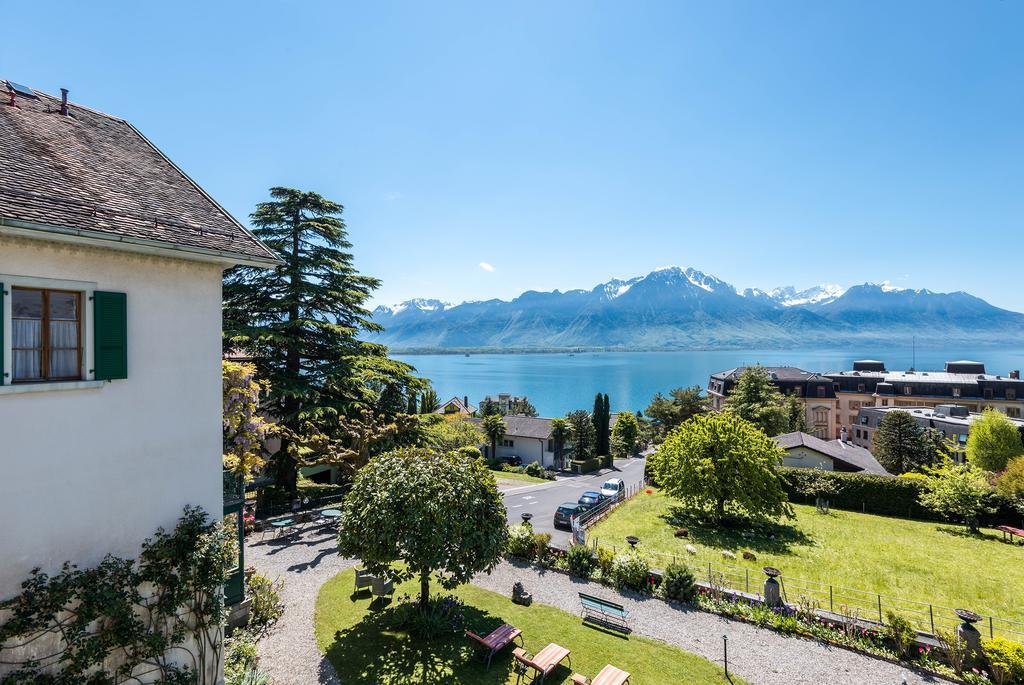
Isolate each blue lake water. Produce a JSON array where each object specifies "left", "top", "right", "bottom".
[{"left": 396, "top": 347, "right": 1024, "bottom": 417}]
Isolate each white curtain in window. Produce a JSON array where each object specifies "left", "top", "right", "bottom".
[
  {"left": 49, "top": 321, "right": 79, "bottom": 377},
  {"left": 12, "top": 320, "right": 42, "bottom": 379}
]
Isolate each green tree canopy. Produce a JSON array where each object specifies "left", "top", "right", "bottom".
[
  {"left": 418, "top": 416, "right": 484, "bottom": 453},
  {"left": 509, "top": 397, "right": 538, "bottom": 417},
  {"left": 611, "top": 412, "right": 641, "bottom": 458},
  {"left": 996, "top": 456, "right": 1024, "bottom": 515},
  {"left": 567, "top": 409, "right": 596, "bottom": 461},
  {"left": 549, "top": 417, "right": 572, "bottom": 469},
  {"left": 785, "top": 395, "right": 807, "bottom": 433},
  {"left": 222, "top": 187, "right": 422, "bottom": 494},
  {"left": 967, "top": 409, "right": 1024, "bottom": 472},
  {"left": 337, "top": 448, "right": 507, "bottom": 607},
  {"left": 919, "top": 461, "right": 996, "bottom": 533},
  {"left": 418, "top": 388, "right": 440, "bottom": 414},
  {"left": 723, "top": 367, "right": 789, "bottom": 437},
  {"left": 648, "top": 412, "right": 793, "bottom": 524},
  {"left": 874, "top": 411, "right": 940, "bottom": 474},
  {"left": 644, "top": 386, "right": 707, "bottom": 441},
  {"left": 482, "top": 414, "right": 507, "bottom": 460}
]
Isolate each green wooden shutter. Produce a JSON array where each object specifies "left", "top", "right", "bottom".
[
  {"left": 0, "top": 282, "right": 5, "bottom": 385},
  {"left": 93, "top": 291, "right": 127, "bottom": 381}
]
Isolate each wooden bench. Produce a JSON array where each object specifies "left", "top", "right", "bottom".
[
  {"left": 465, "top": 623, "right": 522, "bottom": 668},
  {"left": 578, "top": 592, "right": 630, "bottom": 632},
  {"left": 996, "top": 525, "right": 1024, "bottom": 544},
  {"left": 513, "top": 644, "right": 571, "bottom": 684}
]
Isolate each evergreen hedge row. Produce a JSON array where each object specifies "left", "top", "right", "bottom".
[
  {"left": 572, "top": 457, "right": 603, "bottom": 474},
  {"left": 779, "top": 467, "right": 1020, "bottom": 526}
]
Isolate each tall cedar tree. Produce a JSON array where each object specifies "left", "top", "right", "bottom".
[
  {"left": 549, "top": 418, "right": 572, "bottom": 470},
  {"left": 724, "top": 366, "right": 790, "bottom": 437},
  {"left": 223, "top": 187, "right": 419, "bottom": 495},
  {"left": 873, "top": 411, "right": 933, "bottom": 474}
]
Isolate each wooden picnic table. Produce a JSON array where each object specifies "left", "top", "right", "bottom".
[
  {"left": 572, "top": 664, "right": 631, "bottom": 685},
  {"left": 996, "top": 525, "right": 1024, "bottom": 544}
]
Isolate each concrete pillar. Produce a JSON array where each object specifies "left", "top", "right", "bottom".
[{"left": 763, "top": 577, "right": 782, "bottom": 607}]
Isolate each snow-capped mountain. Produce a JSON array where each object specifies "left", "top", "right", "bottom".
[{"left": 369, "top": 267, "right": 1024, "bottom": 351}]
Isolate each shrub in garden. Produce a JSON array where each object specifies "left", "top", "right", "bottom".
[
  {"left": 532, "top": 532, "right": 552, "bottom": 562},
  {"left": 661, "top": 563, "right": 696, "bottom": 602},
  {"left": 225, "top": 632, "right": 268, "bottom": 685},
  {"left": 542, "top": 469, "right": 557, "bottom": 480},
  {"left": 883, "top": 611, "right": 917, "bottom": 659},
  {"left": 596, "top": 546, "right": 615, "bottom": 579},
  {"left": 984, "top": 637, "right": 1024, "bottom": 685},
  {"left": 506, "top": 524, "right": 536, "bottom": 559},
  {"left": 610, "top": 552, "right": 650, "bottom": 592},
  {"left": 246, "top": 572, "right": 285, "bottom": 635},
  {"left": 394, "top": 592, "right": 467, "bottom": 639},
  {"left": 566, "top": 544, "right": 597, "bottom": 578},
  {"left": 525, "top": 461, "right": 545, "bottom": 478}
]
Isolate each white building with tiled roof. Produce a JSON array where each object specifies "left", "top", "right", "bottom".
[{"left": 0, "top": 80, "right": 277, "bottom": 681}]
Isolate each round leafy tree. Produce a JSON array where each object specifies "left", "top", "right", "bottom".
[
  {"left": 649, "top": 412, "right": 793, "bottom": 524},
  {"left": 967, "top": 409, "right": 1024, "bottom": 472},
  {"left": 337, "top": 448, "right": 508, "bottom": 607}
]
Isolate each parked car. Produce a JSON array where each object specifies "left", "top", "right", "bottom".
[
  {"left": 599, "top": 478, "right": 625, "bottom": 501},
  {"left": 577, "top": 491, "right": 602, "bottom": 510},
  {"left": 553, "top": 502, "right": 583, "bottom": 529},
  {"left": 500, "top": 455, "right": 523, "bottom": 467}
]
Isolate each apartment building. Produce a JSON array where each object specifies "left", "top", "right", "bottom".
[
  {"left": 708, "top": 360, "right": 1024, "bottom": 440},
  {"left": 852, "top": 404, "right": 1024, "bottom": 457}
]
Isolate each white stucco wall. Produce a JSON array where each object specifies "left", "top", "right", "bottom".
[
  {"left": 782, "top": 446, "right": 835, "bottom": 471},
  {"left": 489, "top": 438, "right": 554, "bottom": 467},
  {"left": 0, "top": 236, "right": 223, "bottom": 597}
]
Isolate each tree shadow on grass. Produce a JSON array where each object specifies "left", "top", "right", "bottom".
[
  {"left": 661, "top": 506, "right": 815, "bottom": 556},
  {"left": 935, "top": 525, "right": 1002, "bottom": 543},
  {"left": 323, "top": 602, "right": 518, "bottom": 685}
]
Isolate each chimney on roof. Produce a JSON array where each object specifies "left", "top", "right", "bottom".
[
  {"left": 60, "top": 88, "right": 69, "bottom": 116},
  {"left": 464, "top": 395, "right": 469, "bottom": 409},
  {"left": 1011, "top": 370, "right": 1020, "bottom": 380},
  {"left": 840, "top": 426, "right": 849, "bottom": 444}
]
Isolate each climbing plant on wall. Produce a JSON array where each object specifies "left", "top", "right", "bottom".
[{"left": 0, "top": 506, "right": 225, "bottom": 685}]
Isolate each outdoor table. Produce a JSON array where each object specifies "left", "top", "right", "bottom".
[{"left": 320, "top": 509, "right": 341, "bottom": 518}]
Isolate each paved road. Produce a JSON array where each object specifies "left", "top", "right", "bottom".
[{"left": 498, "top": 457, "right": 646, "bottom": 546}]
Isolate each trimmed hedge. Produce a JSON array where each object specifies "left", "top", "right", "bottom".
[
  {"left": 572, "top": 457, "right": 602, "bottom": 474},
  {"left": 780, "top": 467, "right": 1020, "bottom": 526}
]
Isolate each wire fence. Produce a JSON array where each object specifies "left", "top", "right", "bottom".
[{"left": 585, "top": 542, "right": 1024, "bottom": 642}]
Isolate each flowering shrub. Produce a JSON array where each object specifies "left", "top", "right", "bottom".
[
  {"left": 223, "top": 361, "right": 276, "bottom": 476},
  {"left": 610, "top": 552, "right": 650, "bottom": 592},
  {"left": 506, "top": 524, "right": 536, "bottom": 559}
]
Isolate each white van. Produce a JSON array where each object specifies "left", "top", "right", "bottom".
[{"left": 599, "top": 478, "right": 625, "bottom": 501}]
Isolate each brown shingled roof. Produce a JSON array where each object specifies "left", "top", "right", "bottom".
[{"left": 0, "top": 81, "right": 278, "bottom": 265}]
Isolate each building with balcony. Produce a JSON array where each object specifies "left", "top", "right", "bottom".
[
  {"left": 708, "top": 360, "right": 1024, "bottom": 441},
  {"left": 851, "top": 404, "right": 1024, "bottom": 458}
]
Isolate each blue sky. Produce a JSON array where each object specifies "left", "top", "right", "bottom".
[{"left": 4, "top": 2, "right": 1023, "bottom": 310}]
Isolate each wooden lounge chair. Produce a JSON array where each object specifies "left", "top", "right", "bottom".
[
  {"left": 466, "top": 623, "right": 522, "bottom": 668},
  {"left": 513, "top": 644, "right": 570, "bottom": 684},
  {"left": 571, "top": 664, "right": 631, "bottom": 685}
]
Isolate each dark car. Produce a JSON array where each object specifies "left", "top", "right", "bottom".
[
  {"left": 553, "top": 502, "right": 583, "bottom": 529},
  {"left": 577, "top": 491, "right": 602, "bottom": 510},
  {"left": 500, "top": 455, "right": 523, "bottom": 467}
]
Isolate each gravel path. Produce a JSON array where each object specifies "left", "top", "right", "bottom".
[
  {"left": 474, "top": 559, "right": 956, "bottom": 685},
  {"left": 246, "top": 524, "right": 353, "bottom": 685},
  {"left": 247, "top": 526, "right": 954, "bottom": 685}
]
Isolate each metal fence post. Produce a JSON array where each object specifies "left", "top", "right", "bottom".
[
  {"left": 877, "top": 595, "right": 883, "bottom": 624},
  {"left": 990, "top": 616, "right": 994, "bottom": 639},
  {"left": 929, "top": 605, "right": 935, "bottom": 635},
  {"left": 723, "top": 635, "right": 728, "bottom": 677},
  {"left": 829, "top": 586, "right": 833, "bottom": 613},
  {"left": 745, "top": 569, "right": 749, "bottom": 593},
  {"left": 708, "top": 562, "right": 713, "bottom": 583}
]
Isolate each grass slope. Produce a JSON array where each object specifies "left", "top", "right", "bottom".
[
  {"left": 315, "top": 568, "right": 742, "bottom": 684},
  {"left": 490, "top": 469, "right": 552, "bottom": 485},
  {"left": 591, "top": 490, "right": 1024, "bottom": 623}
]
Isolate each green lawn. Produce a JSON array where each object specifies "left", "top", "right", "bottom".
[
  {"left": 314, "top": 568, "right": 743, "bottom": 685},
  {"left": 590, "top": 490, "right": 1024, "bottom": 624},
  {"left": 490, "top": 469, "right": 552, "bottom": 485}
]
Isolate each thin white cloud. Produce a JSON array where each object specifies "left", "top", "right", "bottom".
[
  {"left": 384, "top": 191, "right": 403, "bottom": 201},
  {"left": 479, "top": 262, "right": 496, "bottom": 272}
]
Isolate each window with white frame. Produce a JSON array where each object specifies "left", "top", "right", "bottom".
[{"left": 11, "top": 287, "right": 82, "bottom": 382}]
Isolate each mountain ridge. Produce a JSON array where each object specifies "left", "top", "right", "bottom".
[{"left": 369, "top": 266, "right": 1024, "bottom": 351}]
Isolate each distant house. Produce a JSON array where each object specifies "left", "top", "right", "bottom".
[
  {"left": 774, "top": 431, "right": 890, "bottom": 475},
  {"left": 436, "top": 395, "right": 476, "bottom": 415},
  {"left": 480, "top": 392, "right": 529, "bottom": 414},
  {"left": 469, "top": 415, "right": 567, "bottom": 468},
  {"left": 852, "top": 404, "right": 1024, "bottom": 459},
  {"left": 0, "top": 80, "right": 277, "bottom": 679},
  {"left": 708, "top": 366, "right": 838, "bottom": 440}
]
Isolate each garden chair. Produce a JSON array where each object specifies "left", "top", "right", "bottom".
[
  {"left": 466, "top": 623, "right": 522, "bottom": 668},
  {"left": 571, "top": 664, "right": 631, "bottom": 685},
  {"left": 353, "top": 568, "right": 375, "bottom": 594},
  {"left": 513, "top": 644, "right": 570, "bottom": 684}
]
